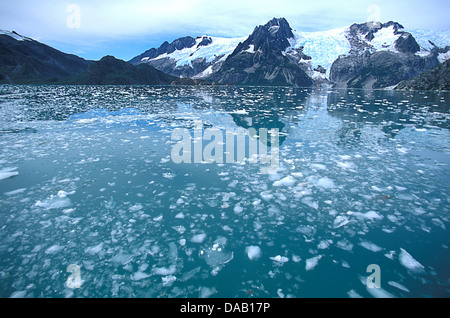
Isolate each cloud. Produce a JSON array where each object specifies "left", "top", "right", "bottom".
[{"left": 1, "top": 0, "right": 448, "bottom": 60}]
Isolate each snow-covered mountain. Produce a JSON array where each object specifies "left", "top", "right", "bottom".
[
  {"left": 130, "top": 18, "right": 450, "bottom": 88},
  {"left": 129, "top": 35, "right": 246, "bottom": 79}
]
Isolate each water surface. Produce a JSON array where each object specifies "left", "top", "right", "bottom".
[{"left": 0, "top": 85, "right": 449, "bottom": 298}]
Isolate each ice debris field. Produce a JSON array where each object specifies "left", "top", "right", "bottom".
[{"left": 0, "top": 85, "right": 449, "bottom": 298}]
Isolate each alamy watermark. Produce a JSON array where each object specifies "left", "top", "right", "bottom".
[
  {"left": 366, "top": 4, "right": 381, "bottom": 27},
  {"left": 66, "top": 264, "right": 82, "bottom": 289},
  {"left": 170, "top": 120, "right": 280, "bottom": 174},
  {"left": 66, "top": 4, "right": 81, "bottom": 29},
  {"left": 366, "top": 264, "right": 381, "bottom": 289}
]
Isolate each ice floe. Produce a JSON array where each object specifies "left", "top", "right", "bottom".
[
  {"left": 245, "top": 246, "right": 262, "bottom": 261},
  {"left": 305, "top": 255, "right": 322, "bottom": 271},
  {"left": 399, "top": 248, "right": 425, "bottom": 273}
]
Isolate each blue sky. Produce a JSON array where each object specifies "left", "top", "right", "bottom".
[{"left": 1, "top": 0, "right": 449, "bottom": 61}]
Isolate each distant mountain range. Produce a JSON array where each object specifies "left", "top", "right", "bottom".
[{"left": 1, "top": 18, "right": 449, "bottom": 89}]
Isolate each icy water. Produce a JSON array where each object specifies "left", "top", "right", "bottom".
[{"left": 0, "top": 85, "right": 449, "bottom": 298}]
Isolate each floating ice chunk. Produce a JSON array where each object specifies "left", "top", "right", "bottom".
[
  {"left": 179, "top": 239, "right": 186, "bottom": 246},
  {"left": 347, "top": 289, "right": 363, "bottom": 298},
  {"left": 337, "top": 161, "right": 355, "bottom": 169},
  {"left": 273, "top": 176, "right": 296, "bottom": 187},
  {"left": 359, "top": 240, "right": 383, "bottom": 252},
  {"left": 384, "top": 251, "right": 395, "bottom": 260},
  {"left": 334, "top": 215, "right": 349, "bottom": 228},
  {"left": 0, "top": 168, "right": 19, "bottom": 180},
  {"left": 191, "top": 233, "right": 207, "bottom": 243},
  {"left": 129, "top": 204, "right": 143, "bottom": 212},
  {"left": 252, "top": 199, "right": 261, "bottom": 206},
  {"left": 318, "top": 240, "right": 332, "bottom": 250},
  {"left": 340, "top": 155, "right": 352, "bottom": 160},
  {"left": 111, "top": 253, "right": 133, "bottom": 265},
  {"left": 336, "top": 239, "right": 354, "bottom": 251},
  {"left": 35, "top": 194, "right": 71, "bottom": 210},
  {"left": 363, "top": 211, "right": 383, "bottom": 219},
  {"left": 399, "top": 248, "right": 425, "bottom": 273},
  {"left": 172, "top": 225, "right": 186, "bottom": 234},
  {"left": 341, "top": 260, "right": 350, "bottom": 268},
  {"left": 10, "top": 291, "right": 27, "bottom": 298},
  {"left": 260, "top": 191, "right": 273, "bottom": 201},
  {"left": 84, "top": 242, "right": 104, "bottom": 255},
  {"left": 199, "top": 286, "right": 217, "bottom": 298},
  {"left": 311, "top": 163, "right": 326, "bottom": 170},
  {"left": 162, "top": 275, "right": 177, "bottom": 286},
  {"left": 388, "top": 281, "right": 410, "bottom": 293},
  {"left": 45, "top": 245, "right": 64, "bottom": 254},
  {"left": 348, "top": 211, "right": 383, "bottom": 220},
  {"left": 153, "top": 215, "right": 163, "bottom": 221},
  {"left": 131, "top": 271, "right": 150, "bottom": 281},
  {"left": 270, "top": 255, "right": 289, "bottom": 264},
  {"left": 75, "top": 118, "right": 98, "bottom": 124},
  {"left": 153, "top": 265, "right": 177, "bottom": 276},
  {"left": 4, "top": 188, "right": 27, "bottom": 196},
  {"left": 302, "top": 197, "right": 319, "bottom": 209},
  {"left": 181, "top": 266, "right": 201, "bottom": 282},
  {"left": 366, "top": 287, "right": 395, "bottom": 298},
  {"left": 245, "top": 246, "right": 262, "bottom": 261},
  {"left": 233, "top": 204, "right": 244, "bottom": 214},
  {"left": 431, "top": 218, "right": 446, "bottom": 230},
  {"left": 222, "top": 225, "right": 232, "bottom": 232},
  {"left": 57, "top": 190, "right": 69, "bottom": 198},
  {"left": 317, "top": 177, "right": 335, "bottom": 189},
  {"left": 175, "top": 212, "right": 185, "bottom": 219},
  {"left": 200, "top": 245, "right": 234, "bottom": 275},
  {"left": 277, "top": 289, "right": 285, "bottom": 298},
  {"left": 371, "top": 185, "right": 383, "bottom": 192},
  {"left": 292, "top": 255, "right": 301, "bottom": 263},
  {"left": 291, "top": 172, "right": 303, "bottom": 178},
  {"left": 168, "top": 242, "right": 178, "bottom": 263},
  {"left": 305, "top": 255, "right": 322, "bottom": 271},
  {"left": 397, "top": 147, "right": 408, "bottom": 154}
]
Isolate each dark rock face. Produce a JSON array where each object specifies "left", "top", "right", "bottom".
[
  {"left": 314, "top": 65, "right": 326, "bottom": 74},
  {"left": 234, "top": 17, "right": 294, "bottom": 55},
  {"left": 395, "top": 33, "right": 420, "bottom": 54},
  {"left": 329, "top": 51, "right": 371, "bottom": 85},
  {"left": 197, "top": 36, "right": 212, "bottom": 48},
  {"left": 330, "top": 21, "right": 437, "bottom": 89},
  {"left": 331, "top": 50, "right": 439, "bottom": 89},
  {"left": 67, "top": 55, "right": 177, "bottom": 85},
  {"left": 129, "top": 36, "right": 196, "bottom": 65},
  {"left": 395, "top": 59, "right": 450, "bottom": 91},
  {"left": 0, "top": 32, "right": 90, "bottom": 84},
  {"left": 207, "top": 18, "right": 313, "bottom": 87}
]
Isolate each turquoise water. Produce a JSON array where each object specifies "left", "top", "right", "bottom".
[{"left": 0, "top": 85, "right": 449, "bottom": 298}]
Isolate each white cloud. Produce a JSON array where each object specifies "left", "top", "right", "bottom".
[{"left": 1, "top": 0, "right": 448, "bottom": 60}]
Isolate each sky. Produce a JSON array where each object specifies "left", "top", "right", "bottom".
[{"left": 1, "top": 0, "right": 449, "bottom": 61}]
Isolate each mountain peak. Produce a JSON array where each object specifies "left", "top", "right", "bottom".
[{"left": 230, "top": 17, "right": 294, "bottom": 57}]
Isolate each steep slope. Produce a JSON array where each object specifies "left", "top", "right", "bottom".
[
  {"left": 129, "top": 35, "right": 245, "bottom": 79},
  {"left": 328, "top": 22, "right": 447, "bottom": 88},
  {"left": 130, "top": 19, "right": 449, "bottom": 87},
  {"left": 67, "top": 55, "right": 177, "bottom": 85},
  {"left": 207, "top": 18, "right": 314, "bottom": 87},
  {"left": 394, "top": 59, "right": 450, "bottom": 91},
  {"left": 0, "top": 30, "right": 90, "bottom": 84}
]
